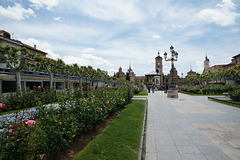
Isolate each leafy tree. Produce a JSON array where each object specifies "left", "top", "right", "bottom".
[
  {"left": 0, "top": 45, "right": 33, "bottom": 92},
  {"left": 73, "top": 64, "right": 86, "bottom": 94},
  {"left": 86, "top": 66, "right": 97, "bottom": 89},
  {"left": 34, "top": 56, "right": 63, "bottom": 89},
  {"left": 228, "top": 67, "right": 238, "bottom": 84},
  {"left": 134, "top": 77, "right": 140, "bottom": 85},
  {"left": 60, "top": 63, "right": 75, "bottom": 89}
]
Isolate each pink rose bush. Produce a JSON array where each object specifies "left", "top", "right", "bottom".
[
  {"left": 25, "top": 120, "right": 36, "bottom": 126},
  {"left": 0, "top": 103, "right": 5, "bottom": 108}
]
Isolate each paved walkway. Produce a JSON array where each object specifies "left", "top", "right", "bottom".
[{"left": 146, "top": 91, "right": 240, "bottom": 160}]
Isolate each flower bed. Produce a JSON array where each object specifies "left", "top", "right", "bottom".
[
  {"left": 0, "top": 89, "right": 57, "bottom": 113},
  {"left": 0, "top": 86, "right": 133, "bottom": 159}
]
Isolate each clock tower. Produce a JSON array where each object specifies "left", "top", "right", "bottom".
[{"left": 155, "top": 51, "right": 163, "bottom": 85}]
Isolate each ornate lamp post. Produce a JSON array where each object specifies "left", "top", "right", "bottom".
[{"left": 164, "top": 45, "right": 179, "bottom": 98}]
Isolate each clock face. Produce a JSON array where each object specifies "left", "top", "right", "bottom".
[{"left": 157, "top": 62, "right": 160, "bottom": 66}]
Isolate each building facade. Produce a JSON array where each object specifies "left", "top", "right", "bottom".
[
  {"left": 115, "top": 66, "right": 126, "bottom": 80},
  {"left": 114, "top": 65, "right": 136, "bottom": 82},
  {"left": 0, "top": 30, "right": 89, "bottom": 94},
  {"left": 185, "top": 69, "right": 196, "bottom": 78},
  {"left": 203, "top": 54, "right": 240, "bottom": 73}
]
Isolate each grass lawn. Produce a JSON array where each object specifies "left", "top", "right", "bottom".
[
  {"left": 134, "top": 90, "right": 148, "bottom": 96},
  {"left": 74, "top": 99, "right": 146, "bottom": 160}
]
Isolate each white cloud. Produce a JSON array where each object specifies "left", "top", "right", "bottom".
[
  {"left": 19, "top": 37, "right": 113, "bottom": 66},
  {"left": 107, "top": 68, "right": 118, "bottom": 74},
  {"left": 63, "top": 54, "right": 113, "bottom": 67},
  {"left": 19, "top": 38, "right": 61, "bottom": 60},
  {"left": 82, "top": 48, "right": 96, "bottom": 53},
  {"left": 19, "top": 38, "right": 51, "bottom": 48},
  {"left": 197, "top": 0, "right": 240, "bottom": 26},
  {"left": 196, "top": 60, "right": 204, "bottom": 73},
  {"left": 67, "top": 0, "right": 144, "bottom": 23},
  {"left": 29, "top": 0, "right": 60, "bottom": 10},
  {"left": 0, "top": 3, "right": 35, "bottom": 21},
  {"left": 152, "top": 34, "right": 161, "bottom": 39},
  {"left": 44, "top": 49, "right": 61, "bottom": 60},
  {"left": 53, "top": 17, "right": 61, "bottom": 21}
]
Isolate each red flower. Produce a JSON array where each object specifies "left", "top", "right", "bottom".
[
  {"left": 11, "top": 125, "right": 15, "bottom": 128},
  {"left": 98, "top": 107, "right": 102, "bottom": 111},
  {"left": 59, "top": 122, "right": 62, "bottom": 125},
  {"left": 18, "top": 96, "right": 20, "bottom": 98},
  {"left": 106, "top": 101, "right": 109, "bottom": 104}
]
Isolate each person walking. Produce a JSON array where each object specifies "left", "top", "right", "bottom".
[
  {"left": 152, "top": 84, "right": 155, "bottom": 93},
  {"left": 147, "top": 84, "right": 151, "bottom": 93}
]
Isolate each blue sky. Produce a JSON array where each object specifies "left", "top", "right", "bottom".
[{"left": 0, "top": 0, "right": 240, "bottom": 77}]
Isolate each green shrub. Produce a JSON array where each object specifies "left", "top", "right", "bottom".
[
  {"left": 230, "top": 89, "right": 240, "bottom": 102},
  {"left": 0, "top": 89, "right": 57, "bottom": 113},
  {"left": 180, "top": 85, "right": 240, "bottom": 95},
  {"left": 132, "top": 85, "right": 143, "bottom": 95}
]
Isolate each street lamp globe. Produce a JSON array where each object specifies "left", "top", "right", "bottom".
[{"left": 175, "top": 52, "right": 178, "bottom": 59}]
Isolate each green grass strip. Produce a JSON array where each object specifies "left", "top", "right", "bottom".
[
  {"left": 179, "top": 91, "right": 223, "bottom": 96},
  {"left": 211, "top": 99, "right": 240, "bottom": 108},
  {"left": 74, "top": 99, "right": 146, "bottom": 160},
  {"left": 134, "top": 90, "right": 148, "bottom": 96}
]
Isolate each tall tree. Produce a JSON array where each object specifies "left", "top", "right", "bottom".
[
  {"left": 86, "top": 66, "right": 97, "bottom": 89},
  {"left": 73, "top": 64, "right": 86, "bottom": 94},
  {"left": 60, "top": 63, "right": 75, "bottom": 90},
  {"left": 0, "top": 45, "right": 33, "bottom": 92}
]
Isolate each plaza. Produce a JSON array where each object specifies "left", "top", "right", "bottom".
[{"left": 146, "top": 91, "right": 240, "bottom": 160}]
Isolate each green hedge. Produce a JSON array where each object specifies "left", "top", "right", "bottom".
[{"left": 180, "top": 85, "right": 240, "bottom": 95}]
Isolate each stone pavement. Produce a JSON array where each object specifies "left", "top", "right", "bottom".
[{"left": 146, "top": 91, "right": 240, "bottom": 160}]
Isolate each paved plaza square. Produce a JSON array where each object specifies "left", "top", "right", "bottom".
[{"left": 146, "top": 91, "right": 240, "bottom": 160}]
